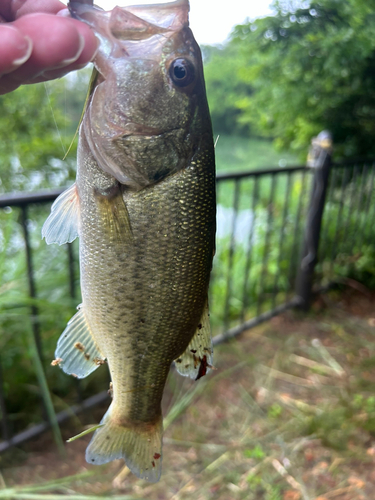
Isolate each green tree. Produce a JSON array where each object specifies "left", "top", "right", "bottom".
[
  {"left": 202, "top": 44, "right": 251, "bottom": 136},
  {"left": 0, "top": 70, "right": 90, "bottom": 194},
  {"left": 229, "top": 0, "right": 375, "bottom": 158}
]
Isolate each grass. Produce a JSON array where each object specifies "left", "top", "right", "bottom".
[{"left": 2, "top": 289, "right": 375, "bottom": 499}]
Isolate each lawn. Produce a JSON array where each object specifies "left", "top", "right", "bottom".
[{"left": 2, "top": 288, "right": 375, "bottom": 500}]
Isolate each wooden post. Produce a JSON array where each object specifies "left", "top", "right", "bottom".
[{"left": 295, "top": 131, "right": 332, "bottom": 310}]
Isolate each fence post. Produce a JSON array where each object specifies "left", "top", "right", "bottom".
[
  {"left": 0, "top": 357, "right": 10, "bottom": 441},
  {"left": 295, "top": 131, "right": 332, "bottom": 310}
]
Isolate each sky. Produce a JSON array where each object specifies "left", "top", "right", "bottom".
[{"left": 86, "top": 0, "right": 273, "bottom": 45}]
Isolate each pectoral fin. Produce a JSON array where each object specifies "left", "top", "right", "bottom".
[
  {"left": 95, "top": 185, "right": 132, "bottom": 244},
  {"left": 174, "top": 300, "right": 213, "bottom": 380},
  {"left": 54, "top": 306, "right": 105, "bottom": 379},
  {"left": 42, "top": 183, "right": 80, "bottom": 245}
]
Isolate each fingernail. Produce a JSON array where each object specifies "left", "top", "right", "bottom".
[
  {"left": 12, "top": 35, "right": 33, "bottom": 68},
  {"left": 60, "top": 33, "right": 85, "bottom": 65},
  {"left": 74, "top": 62, "right": 91, "bottom": 70},
  {"left": 90, "top": 36, "right": 100, "bottom": 62},
  {"left": 56, "top": 8, "right": 70, "bottom": 18}
]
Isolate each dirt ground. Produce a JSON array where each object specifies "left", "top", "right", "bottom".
[{"left": 2, "top": 288, "right": 375, "bottom": 500}]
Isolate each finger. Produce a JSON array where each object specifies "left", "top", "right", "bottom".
[
  {"left": 9, "top": 13, "right": 97, "bottom": 82},
  {"left": 0, "top": 0, "right": 66, "bottom": 21},
  {"left": 40, "top": 19, "right": 98, "bottom": 80},
  {"left": 0, "top": 25, "right": 33, "bottom": 76},
  {"left": 0, "top": 75, "right": 22, "bottom": 95}
]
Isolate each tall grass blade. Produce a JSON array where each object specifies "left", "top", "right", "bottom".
[
  {"left": 0, "top": 494, "right": 144, "bottom": 500},
  {"left": 26, "top": 326, "right": 65, "bottom": 457},
  {"left": 66, "top": 424, "right": 104, "bottom": 443},
  {"left": 311, "top": 338, "right": 345, "bottom": 376},
  {"left": 165, "top": 359, "right": 248, "bottom": 430}
]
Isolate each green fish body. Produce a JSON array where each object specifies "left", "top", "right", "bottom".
[{"left": 43, "top": 0, "right": 215, "bottom": 483}]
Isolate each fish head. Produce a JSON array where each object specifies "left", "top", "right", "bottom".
[{"left": 70, "top": 0, "right": 213, "bottom": 188}]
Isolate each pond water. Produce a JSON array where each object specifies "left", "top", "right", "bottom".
[{"left": 216, "top": 204, "right": 255, "bottom": 246}]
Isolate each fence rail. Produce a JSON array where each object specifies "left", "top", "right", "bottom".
[{"left": 1, "top": 146, "right": 375, "bottom": 452}]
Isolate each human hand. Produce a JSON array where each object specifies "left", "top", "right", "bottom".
[{"left": 0, "top": 0, "right": 98, "bottom": 95}]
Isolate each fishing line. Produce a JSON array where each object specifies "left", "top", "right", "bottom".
[{"left": 44, "top": 82, "right": 67, "bottom": 157}]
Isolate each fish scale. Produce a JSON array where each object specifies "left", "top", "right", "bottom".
[{"left": 43, "top": 0, "right": 216, "bottom": 482}]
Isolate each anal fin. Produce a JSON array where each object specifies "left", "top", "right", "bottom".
[
  {"left": 54, "top": 305, "right": 105, "bottom": 379},
  {"left": 42, "top": 183, "right": 80, "bottom": 245},
  {"left": 174, "top": 299, "right": 213, "bottom": 380}
]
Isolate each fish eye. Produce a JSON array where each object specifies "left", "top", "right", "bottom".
[{"left": 169, "top": 58, "right": 195, "bottom": 87}]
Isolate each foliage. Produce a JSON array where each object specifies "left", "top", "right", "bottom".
[
  {"left": 243, "top": 444, "right": 266, "bottom": 459},
  {"left": 228, "top": 0, "right": 375, "bottom": 158},
  {"left": 202, "top": 44, "right": 251, "bottom": 137},
  {"left": 0, "top": 70, "right": 90, "bottom": 194},
  {"left": 203, "top": 0, "right": 375, "bottom": 158}
]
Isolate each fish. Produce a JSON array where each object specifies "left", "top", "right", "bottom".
[{"left": 42, "top": 0, "right": 216, "bottom": 483}]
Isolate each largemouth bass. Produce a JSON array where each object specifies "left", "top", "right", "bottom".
[{"left": 43, "top": 0, "right": 216, "bottom": 483}]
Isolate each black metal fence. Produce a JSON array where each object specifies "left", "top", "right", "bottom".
[
  {"left": 1, "top": 148, "right": 375, "bottom": 451},
  {"left": 212, "top": 164, "right": 311, "bottom": 342}
]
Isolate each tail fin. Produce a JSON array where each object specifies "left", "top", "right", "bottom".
[{"left": 85, "top": 404, "right": 163, "bottom": 483}]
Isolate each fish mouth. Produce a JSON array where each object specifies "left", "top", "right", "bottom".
[
  {"left": 121, "top": 127, "right": 187, "bottom": 141},
  {"left": 114, "top": 0, "right": 189, "bottom": 31},
  {"left": 69, "top": 0, "right": 190, "bottom": 66},
  {"left": 69, "top": 0, "right": 190, "bottom": 38},
  {"left": 114, "top": 123, "right": 167, "bottom": 139}
]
